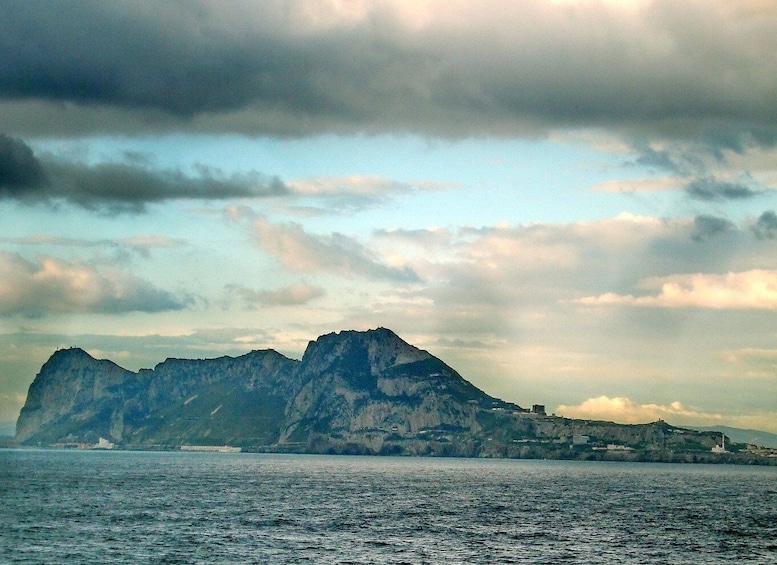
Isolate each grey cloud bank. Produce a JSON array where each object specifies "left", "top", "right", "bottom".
[
  {"left": 753, "top": 211, "right": 777, "bottom": 240},
  {"left": 3, "top": 0, "right": 777, "bottom": 436},
  {"left": 1, "top": 1, "right": 776, "bottom": 144},
  {"left": 685, "top": 178, "right": 763, "bottom": 202},
  {"left": 4, "top": 0, "right": 775, "bottom": 208},
  {"left": 0, "top": 134, "right": 287, "bottom": 212},
  {"left": 0, "top": 134, "right": 47, "bottom": 190}
]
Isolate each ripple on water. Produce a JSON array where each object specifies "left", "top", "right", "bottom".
[{"left": 1, "top": 451, "right": 776, "bottom": 565}]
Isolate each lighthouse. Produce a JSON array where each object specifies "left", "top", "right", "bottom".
[{"left": 711, "top": 433, "right": 727, "bottom": 454}]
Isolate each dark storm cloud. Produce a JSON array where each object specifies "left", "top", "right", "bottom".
[
  {"left": 632, "top": 147, "right": 684, "bottom": 174},
  {"left": 46, "top": 161, "right": 287, "bottom": 213},
  {"left": 699, "top": 127, "right": 777, "bottom": 158},
  {"left": 684, "top": 178, "right": 762, "bottom": 202},
  {"left": 0, "top": 1, "right": 262, "bottom": 117},
  {"left": 0, "top": 135, "right": 287, "bottom": 212},
  {"left": 0, "top": 134, "right": 48, "bottom": 192},
  {"left": 1, "top": 1, "right": 777, "bottom": 142},
  {"left": 752, "top": 210, "right": 777, "bottom": 240}
]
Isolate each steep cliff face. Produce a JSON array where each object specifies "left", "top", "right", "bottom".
[
  {"left": 15, "top": 348, "right": 135, "bottom": 443},
  {"left": 16, "top": 328, "right": 518, "bottom": 451},
  {"left": 17, "top": 328, "right": 498, "bottom": 449},
  {"left": 15, "top": 328, "right": 738, "bottom": 460},
  {"left": 279, "top": 328, "right": 509, "bottom": 446},
  {"left": 118, "top": 349, "right": 301, "bottom": 446},
  {"left": 16, "top": 347, "right": 301, "bottom": 446}
]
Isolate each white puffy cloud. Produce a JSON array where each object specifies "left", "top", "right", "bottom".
[
  {"left": 556, "top": 396, "right": 714, "bottom": 424},
  {"left": 362, "top": 212, "right": 777, "bottom": 426},
  {"left": 556, "top": 395, "right": 777, "bottom": 434},
  {"left": 576, "top": 270, "right": 777, "bottom": 310},
  {"left": 0, "top": 251, "right": 192, "bottom": 316}
]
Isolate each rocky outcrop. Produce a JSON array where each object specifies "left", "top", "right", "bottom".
[
  {"left": 16, "top": 328, "right": 752, "bottom": 461},
  {"left": 16, "top": 328, "right": 515, "bottom": 449},
  {"left": 15, "top": 348, "right": 135, "bottom": 443},
  {"left": 278, "top": 329, "right": 517, "bottom": 448},
  {"left": 15, "top": 345, "right": 303, "bottom": 446}
]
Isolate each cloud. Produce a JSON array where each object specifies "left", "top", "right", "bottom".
[
  {"left": 684, "top": 177, "right": 763, "bottom": 201},
  {"left": 721, "top": 347, "right": 777, "bottom": 379},
  {"left": 364, "top": 212, "right": 777, "bottom": 356},
  {"left": 0, "top": 135, "right": 288, "bottom": 212},
  {"left": 287, "top": 175, "right": 412, "bottom": 198},
  {"left": 45, "top": 161, "right": 287, "bottom": 212},
  {"left": 576, "top": 270, "right": 777, "bottom": 310},
  {"left": 0, "top": 251, "right": 193, "bottom": 316},
  {"left": 0, "top": 234, "right": 186, "bottom": 259},
  {"left": 1, "top": 1, "right": 776, "bottom": 144},
  {"left": 632, "top": 146, "right": 687, "bottom": 174},
  {"left": 374, "top": 226, "right": 453, "bottom": 252},
  {"left": 226, "top": 283, "right": 325, "bottom": 307},
  {"left": 0, "top": 133, "right": 48, "bottom": 190},
  {"left": 556, "top": 395, "right": 777, "bottom": 433},
  {"left": 281, "top": 175, "right": 420, "bottom": 214},
  {"left": 367, "top": 216, "right": 675, "bottom": 341},
  {"left": 2, "top": 137, "right": 438, "bottom": 215},
  {"left": 379, "top": 215, "right": 655, "bottom": 290},
  {"left": 690, "top": 214, "right": 735, "bottom": 241},
  {"left": 555, "top": 396, "right": 721, "bottom": 425},
  {"left": 622, "top": 138, "right": 774, "bottom": 199},
  {"left": 252, "top": 215, "right": 420, "bottom": 282},
  {"left": 752, "top": 210, "right": 777, "bottom": 240},
  {"left": 590, "top": 176, "right": 683, "bottom": 194}
]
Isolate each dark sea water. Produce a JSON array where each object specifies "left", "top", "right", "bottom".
[{"left": 1, "top": 450, "right": 776, "bottom": 564}]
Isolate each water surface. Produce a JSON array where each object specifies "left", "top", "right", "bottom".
[{"left": 1, "top": 450, "right": 775, "bottom": 564}]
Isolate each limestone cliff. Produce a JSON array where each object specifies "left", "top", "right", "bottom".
[
  {"left": 15, "top": 328, "right": 748, "bottom": 461},
  {"left": 17, "top": 328, "right": 511, "bottom": 450},
  {"left": 15, "top": 348, "right": 134, "bottom": 443},
  {"left": 278, "top": 328, "right": 519, "bottom": 452}
]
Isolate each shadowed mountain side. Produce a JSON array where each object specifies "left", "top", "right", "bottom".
[
  {"left": 17, "top": 347, "right": 299, "bottom": 446},
  {"left": 15, "top": 348, "right": 136, "bottom": 443},
  {"left": 14, "top": 328, "right": 775, "bottom": 463}
]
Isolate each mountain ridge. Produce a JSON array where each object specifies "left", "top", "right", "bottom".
[
  {"left": 14, "top": 328, "right": 777, "bottom": 463},
  {"left": 690, "top": 426, "right": 777, "bottom": 449}
]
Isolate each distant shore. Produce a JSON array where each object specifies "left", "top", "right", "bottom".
[{"left": 4, "top": 441, "right": 776, "bottom": 466}]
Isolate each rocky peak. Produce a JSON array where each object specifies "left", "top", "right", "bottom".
[
  {"left": 16, "top": 347, "right": 134, "bottom": 442},
  {"left": 300, "top": 328, "right": 431, "bottom": 386},
  {"left": 18, "top": 328, "right": 515, "bottom": 450},
  {"left": 41, "top": 347, "right": 96, "bottom": 370},
  {"left": 29, "top": 347, "right": 128, "bottom": 391},
  {"left": 15, "top": 329, "right": 761, "bottom": 462}
]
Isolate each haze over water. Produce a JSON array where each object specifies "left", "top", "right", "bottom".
[{"left": 2, "top": 450, "right": 776, "bottom": 564}]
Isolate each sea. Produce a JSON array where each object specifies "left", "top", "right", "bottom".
[{"left": 1, "top": 450, "right": 775, "bottom": 564}]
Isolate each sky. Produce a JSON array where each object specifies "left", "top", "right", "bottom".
[{"left": 2, "top": 0, "right": 777, "bottom": 435}]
